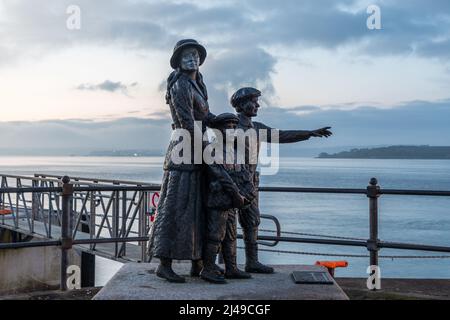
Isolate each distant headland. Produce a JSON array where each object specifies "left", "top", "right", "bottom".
[{"left": 317, "top": 146, "right": 450, "bottom": 159}]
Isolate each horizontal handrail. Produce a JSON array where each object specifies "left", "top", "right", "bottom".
[
  {"left": 34, "top": 173, "right": 159, "bottom": 186},
  {"left": 380, "top": 189, "right": 450, "bottom": 196},
  {"left": 0, "top": 236, "right": 149, "bottom": 250},
  {"left": 0, "top": 187, "right": 62, "bottom": 193},
  {"left": 74, "top": 186, "right": 161, "bottom": 192},
  {"left": 0, "top": 186, "right": 160, "bottom": 194},
  {"left": 250, "top": 235, "right": 450, "bottom": 254},
  {"left": 0, "top": 174, "right": 62, "bottom": 183},
  {"left": 259, "top": 186, "right": 450, "bottom": 196},
  {"left": 258, "top": 186, "right": 367, "bottom": 194},
  {"left": 2, "top": 184, "right": 450, "bottom": 196}
]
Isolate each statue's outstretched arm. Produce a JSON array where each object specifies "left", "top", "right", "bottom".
[{"left": 254, "top": 122, "right": 332, "bottom": 143}]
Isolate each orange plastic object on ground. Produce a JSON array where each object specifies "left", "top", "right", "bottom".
[
  {"left": 315, "top": 261, "right": 348, "bottom": 277},
  {"left": 0, "top": 209, "right": 13, "bottom": 215}
]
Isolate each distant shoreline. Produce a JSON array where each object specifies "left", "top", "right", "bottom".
[
  {"left": 3, "top": 145, "right": 450, "bottom": 160},
  {"left": 317, "top": 145, "right": 450, "bottom": 159}
]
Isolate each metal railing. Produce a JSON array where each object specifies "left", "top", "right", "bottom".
[
  {"left": 256, "top": 178, "right": 450, "bottom": 261},
  {"left": 0, "top": 174, "right": 161, "bottom": 262},
  {"left": 1, "top": 174, "right": 450, "bottom": 290},
  {"left": 0, "top": 175, "right": 161, "bottom": 290}
]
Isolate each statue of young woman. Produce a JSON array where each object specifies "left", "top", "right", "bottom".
[{"left": 148, "top": 39, "right": 216, "bottom": 283}]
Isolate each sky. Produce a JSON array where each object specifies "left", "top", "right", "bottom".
[{"left": 0, "top": 0, "right": 450, "bottom": 153}]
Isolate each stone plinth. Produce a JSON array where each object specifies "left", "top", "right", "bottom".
[{"left": 94, "top": 263, "right": 348, "bottom": 300}]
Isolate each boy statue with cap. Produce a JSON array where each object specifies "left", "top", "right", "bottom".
[
  {"left": 201, "top": 113, "right": 257, "bottom": 284},
  {"left": 230, "top": 87, "right": 333, "bottom": 274}
]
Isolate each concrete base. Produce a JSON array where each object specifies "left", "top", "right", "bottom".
[
  {"left": 94, "top": 263, "right": 348, "bottom": 300},
  {"left": 0, "top": 245, "right": 81, "bottom": 294}
]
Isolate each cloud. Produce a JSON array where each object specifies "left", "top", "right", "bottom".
[
  {"left": 0, "top": 117, "right": 171, "bottom": 154},
  {"left": 0, "top": 99, "right": 449, "bottom": 155},
  {"left": 158, "top": 46, "right": 278, "bottom": 112},
  {"left": 200, "top": 47, "right": 277, "bottom": 113},
  {"left": 76, "top": 80, "right": 138, "bottom": 95},
  {"left": 256, "top": 98, "right": 450, "bottom": 148},
  {"left": 1, "top": 0, "right": 450, "bottom": 122},
  {"left": 2, "top": 1, "right": 449, "bottom": 74}
]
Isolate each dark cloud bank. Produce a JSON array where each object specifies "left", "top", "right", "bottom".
[
  {"left": 3, "top": 0, "right": 450, "bottom": 107},
  {"left": 1, "top": 99, "right": 449, "bottom": 156}
]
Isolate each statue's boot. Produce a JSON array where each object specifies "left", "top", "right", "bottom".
[
  {"left": 222, "top": 239, "right": 251, "bottom": 280},
  {"left": 244, "top": 228, "right": 274, "bottom": 274},
  {"left": 200, "top": 242, "right": 227, "bottom": 284},
  {"left": 214, "top": 258, "right": 225, "bottom": 275},
  {"left": 191, "top": 259, "right": 224, "bottom": 277},
  {"left": 156, "top": 258, "right": 186, "bottom": 283},
  {"left": 190, "top": 259, "right": 203, "bottom": 277}
]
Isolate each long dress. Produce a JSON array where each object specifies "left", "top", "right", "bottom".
[{"left": 149, "top": 72, "right": 215, "bottom": 261}]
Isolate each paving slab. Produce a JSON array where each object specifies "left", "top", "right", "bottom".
[
  {"left": 94, "top": 263, "right": 348, "bottom": 300},
  {"left": 336, "top": 278, "right": 450, "bottom": 300}
]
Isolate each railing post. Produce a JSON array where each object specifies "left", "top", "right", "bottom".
[
  {"left": 0, "top": 176, "right": 5, "bottom": 226},
  {"left": 15, "top": 178, "right": 19, "bottom": 229},
  {"left": 138, "top": 189, "right": 146, "bottom": 262},
  {"left": 89, "top": 191, "right": 96, "bottom": 250},
  {"left": 121, "top": 190, "right": 127, "bottom": 257},
  {"left": 112, "top": 184, "right": 120, "bottom": 258},
  {"left": 367, "top": 177, "right": 380, "bottom": 289},
  {"left": 31, "top": 180, "right": 38, "bottom": 233},
  {"left": 79, "top": 190, "right": 96, "bottom": 288},
  {"left": 60, "top": 176, "right": 73, "bottom": 291}
]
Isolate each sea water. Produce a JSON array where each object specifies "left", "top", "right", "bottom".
[{"left": 1, "top": 156, "right": 449, "bottom": 284}]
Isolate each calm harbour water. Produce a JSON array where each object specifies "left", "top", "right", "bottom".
[{"left": 1, "top": 156, "right": 449, "bottom": 284}]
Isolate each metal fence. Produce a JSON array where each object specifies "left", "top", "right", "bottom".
[
  {"left": 257, "top": 178, "right": 450, "bottom": 263},
  {"left": 0, "top": 174, "right": 162, "bottom": 262},
  {"left": 1, "top": 174, "right": 450, "bottom": 290}
]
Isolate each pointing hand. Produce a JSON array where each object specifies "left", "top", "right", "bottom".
[{"left": 310, "top": 127, "right": 332, "bottom": 138}]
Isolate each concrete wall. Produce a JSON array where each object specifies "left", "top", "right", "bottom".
[
  {"left": 0, "top": 228, "right": 13, "bottom": 243},
  {"left": 0, "top": 242, "right": 81, "bottom": 295}
]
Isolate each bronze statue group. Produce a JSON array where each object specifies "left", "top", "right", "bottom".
[{"left": 148, "top": 39, "right": 332, "bottom": 284}]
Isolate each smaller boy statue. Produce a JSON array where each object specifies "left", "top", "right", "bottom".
[{"left": 201, "top": 113, "right": 257, "bottom": 284}]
